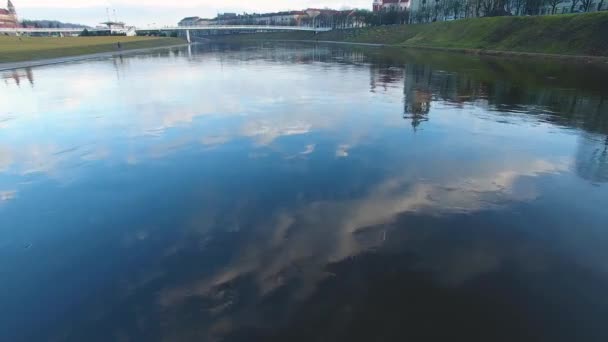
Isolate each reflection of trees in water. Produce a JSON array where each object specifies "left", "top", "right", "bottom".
[
  {"left": 440, "top": 74, "right": 608, "bottom": 136},
  {"left": 563, "top": 95, "right": 608, "bottom": 135},
  {"left": 576, "top": 133, "right": 608, "bottom": 183},
  {"left": 395, "top": 59, "right": 608, "bottom": 136},
  {"left": 192, "top": 43, "right": 368, "bottom": 65},
  {"left": 224, "top": 45, "right": 607, "bottom": 137},
  {"left": 489, "top": 89, "right": 608, "bottom": 135},
  {"left": 189, "top": 45, "right": 608, "bottom": 137}
]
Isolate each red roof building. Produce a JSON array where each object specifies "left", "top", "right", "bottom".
[{"left": 0, "top": 0, "right": 18, "bottom": 28}]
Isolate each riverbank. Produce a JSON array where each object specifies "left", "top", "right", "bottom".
[
  {"left": 0, "top": 36, "right": 186, "bottom": 64},
  {"left": 212, "top": 12, "right": 608, "bottom": 59},
  {"left": 0, "top": 42, "right": 191, "bottom": 71}
]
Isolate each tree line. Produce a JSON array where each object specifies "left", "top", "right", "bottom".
[
  {"left": 21, "top": 19, "right": 89, "bottom": 29},
  {"left": 188, "top": 0, "right": 603, "bottom": 29},
  {"left": 299, "top": 0, "right": 604, "bottom": 28}
]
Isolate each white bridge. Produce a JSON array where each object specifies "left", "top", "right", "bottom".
[
  {"left": 148, "top": 25, "right": 331, "bottom": 32},
  {"left": 0, "top": 25, "right": 331, "bottom": 36}
]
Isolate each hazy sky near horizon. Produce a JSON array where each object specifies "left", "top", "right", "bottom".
[{"left": 10, "top": 0, "right": 372, "bottom": 26}]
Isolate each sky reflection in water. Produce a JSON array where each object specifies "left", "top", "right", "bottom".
[{"left": 1, "top": 43, "right": 608, "bottom": 342}]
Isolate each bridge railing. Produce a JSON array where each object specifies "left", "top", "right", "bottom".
[
  {"left": 139, "top": 25, "right": 333, "bottom": 32},
  {"left": 0, "top": 25, "right": 332, "bottom": 34}
]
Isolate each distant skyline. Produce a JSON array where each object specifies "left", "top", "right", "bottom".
[{"left": 10, "top": 0, "right": 371, "bottom": 27}]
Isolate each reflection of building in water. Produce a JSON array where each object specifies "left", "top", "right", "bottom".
[
  {"left": 575, "top": 133, "right": 608, "bottom": 183},
  {"left": 367, "top": 62, "right": 447, "bottom": 131},
  {"left": 367, "top": 62, "right": 435, "bottom": 131},
  {"left": 402, "top": 64, "right": 433, "bottom": 131},
  {"left": 2, "top": 67, "right": 34, "bottom": 86},
  {"left": 369, "top": 64, "right": 404, "bottom": 92}
]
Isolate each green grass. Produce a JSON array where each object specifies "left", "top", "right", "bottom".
[
  {"left": 214, "top": 12, "right": 608, "bottom": 57},
  {"left": 0, "top": 36, "right": 186, "bottom": 63}
]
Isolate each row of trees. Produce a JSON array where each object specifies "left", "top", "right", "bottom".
[
  {"left": 21, "top": 19, "right": 88, "bottom": 29},
  {"left": 275, "top": 0, "right": 604, "bottom": 28},
  {"left": 417, "top": 0, "right": 606, "bottom": 19},
  {"left": 195, "top": 0, "right": 603, "bottom": 29},
  {"left": 369, "top": 0, "right": 604, "bottom": 25}
]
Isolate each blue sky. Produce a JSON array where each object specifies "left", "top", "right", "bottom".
[{"left": 10, "top": 0, "right": 371, "bottom": 27}]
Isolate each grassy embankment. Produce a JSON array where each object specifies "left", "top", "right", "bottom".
[
  {"left": 215, "top": 12, "right": 608, "bottom": 57},
  {"left": 0, "top": 36, "right": 186, "bottom": 63}
]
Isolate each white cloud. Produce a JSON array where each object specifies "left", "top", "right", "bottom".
[
  {"left": 336, "top": 144, "right": 349, "bottom": 157},
  {"left": 300, "top": 144, "right": 316, "bottom": 155},
  {"left": 0, "top": 190, "right": 17, "bottom": 202},
  {"left": 157, "top": 156, "right": 570, "bottom": 315},
  {"left": 0, "top": 146, "right": 12, "bottom": 172}
]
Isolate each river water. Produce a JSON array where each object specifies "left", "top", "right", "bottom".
[{"left": 1, "top": 43, "right": 608, "bottom": 342}]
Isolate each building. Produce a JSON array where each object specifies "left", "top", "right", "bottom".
[
  {"left": 178, "top": 17, "right": 215, "bottom": 26},
  {"left": 178, "top": 16, "right": 201, "bottom": 27},
  {"left": 99, "top": 21, "right": 137, "bottom": 36},
  {"left": 182, "top": 11, "right": 315, "bottom": 27},
  {"left": 0, "top": 0, "right": 18, "bottom": 28},
  {"left": 373, "top": 0, "right": 412, "bottom": 12},
  {"left": 194, "top": 18, "right": 213, "bottom": 26},
  {"left": 373, "top": 0, "right": 382, "bottom": 11},
  {"left": 217, "top": 13, "right": 237, "bottom": 21},
  {"left": 249, "top": 11, "right": 307, "bottom": 26}
]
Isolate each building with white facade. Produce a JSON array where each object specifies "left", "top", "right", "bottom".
[{"left": 373, "top": 0, "right": 413, "bottom": 12}]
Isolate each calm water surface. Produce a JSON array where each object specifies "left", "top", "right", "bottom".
[{"left": 1, "top": 43, "right": 608, "bottom": 342}]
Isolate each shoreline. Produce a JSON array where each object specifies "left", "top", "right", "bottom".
[
  {"left": 4, "top": 38, "right": 608, "bottom": 71},
  {"left": 227, "top": 38, "right": 608, "bottom": 63},
  {"left": 0, "top": 43, "right": 190, "bottom": 71},
  {"left": 397, "top": 44, "right": 608, "bottom": 63}
]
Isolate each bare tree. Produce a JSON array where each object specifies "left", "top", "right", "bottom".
[
  {"left": 515, "top": 0, "right": 528, "bottom": 14},
  {"left": 547, "top": 0, "right": 564, "bottom": 13},
  {"left": 581, "top": 0, "right": 595, "bottom": 11},
  {"left": 482, "top": 0, "right": 494, "bottom": 14},
  {"left": 450, "top": 0, "right": 463, "bottom": 17},
  {"left": 524, "top": 0, "right": 546, "bottom": 14},
  {"left": 571, "top": 0, "right": 581, "bottom": 12},
  {"left": 475, "top": 0, "right": 483, "bottom": 16}
]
